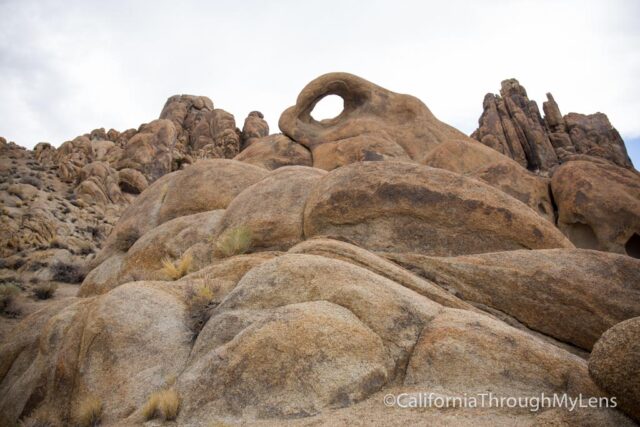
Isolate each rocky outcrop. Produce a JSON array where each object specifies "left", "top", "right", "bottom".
[
  {"left": 422, "top": 139, "right": 555, "bottom": 222},
  {"left": 551, "top": 160, "right": 640, "bottom": 256},
  {"left": 2, "top": 73, "right": 639, "bottom": 427},
  {"left": 279, "top": 72, "right": 473, "bottom": 169},
  {"left": 589, "top": 317, "right": 640, "bottom": 422},
  {"left": 240, "top": 111, "right": 269, "bottom": 149},
  {"left": 472, "top": 79, "right": 633, "bottom": 173},
  {"left": 234, "top": 133, "right": 312, "bottom": 170},
  {"left": 160, "top": 94, "right": 241, "bottom": 158},
  {"left": 384, "top": 249, "right": 640, "bottom": 351},
  {"left": 303, "top": 161, "right": 572, "bottom": 256}
]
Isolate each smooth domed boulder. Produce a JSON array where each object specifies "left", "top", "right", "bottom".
[
  {"left": 91, "top": 159, "right": 268, "bottom": 268},
  {"left": 589, "top": 317, "right": 640, "bottom": 422},
  {"left": 279, "top": 72, "right": 474, "bottom": 166},
  {"left": 288, "top": 238, "right": 474, "bottom": 311},
  {"left": 384, "top": 249, "right": 640, "bottom": 350},
  {"left": 234, "top": 134, "right": 312, "bottom": 170},
  {"left": 117, "top": 168, "right": 148, "bottom": 194},
  {"left": 0, "top": 281, "right": 191, "bottom": 425},
  {"left": 304, "top": 161, "right": 573, "bottom": 256},
  {"left": 214, "top": 166, "right": 326, "bottom": 252},
  {"left": 80, "top": 210, "right": 225, "bottom": 296},
  {"left": 179, "top": 301, "right": 392, "bottom": 418},
  {"left": 551, "top": 160, "right": 640, "bottom": 257},
  {"left": 405, "top": 309, "right": 600, "bottom": 397},
  {"left": 422, "top": 139, "right": 554, "bottom": 222}
]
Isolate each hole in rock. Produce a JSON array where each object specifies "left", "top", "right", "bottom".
[
  {"left": 564, "top": 222, "right": 600, "bottom": 250},
  {"left": 625, "top": 232, "right": 640, "bottom": 259},
  {"left": 311, "top": 94, "right": 344, "bottom": 121}
]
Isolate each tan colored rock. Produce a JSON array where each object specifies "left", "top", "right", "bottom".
[
  {"left": 79, "top": 210, "right": 224, "bottom": 296},
  {"left": 115, "top": 119, "right": 176, "bottom": 182},
  {"left": 241, "top": 111, "right": 269, "bottom": 149},
  {"left": 422, "top": 139, "right": 554, "bottom": 221},
  {"left": 551, "top": 160, "right": 640, "bottom": 256},
  {"left": 311, "top": 134, "right": 411, "bottom": 171},
  {"left": 234, "top": 134, "right": 312, "bottom": 170},
  {"left": 92, "top": 159, "right": 267, "bottom": 267},
  {"left": 0, "top": 282, "right": 191, "bottom": 425},
  {"left": 279, "top": 72, "right": 473, "bottom": 166},
  {"left": 54, "top": 135, "right": 94, "bottom": 182},
  {"left": 74, "top": 161, "right": 127, "bottom": 206},
  {"left": 406, "top": 309, "right": 600, "bottom": 397},
  {"left": 589, "top": 317, "right": 640, "bottom": 422},
  {"left": 384, "top": 249, "right": 640, "bottom": 350},
  {"left": 304, "top": 161, "right": 572, "bottom": 256},
  {"left": 180, "top": 301, "right": 392, "bottom": 418},
  {"left": 288, "top": 238, "right": 474, "bottom": 311},
  {"left": 117, "top": 168, "right": 148, "bottom": 194},
  {"left": 215, "top": 166, "right": 326, "bottom": 252}
]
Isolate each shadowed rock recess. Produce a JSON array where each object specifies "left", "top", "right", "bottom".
[{"left": 1, "top": 73, "right": 639, "bottom": 426}]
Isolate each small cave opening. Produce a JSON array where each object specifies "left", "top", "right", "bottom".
[
  {"left": 310, "top": 94, "right": 344, "bottom": 122},
  {"left": 625, "top": 232, "right": 640, "bottom": 259},
  {"left": 564, "top": 222, "right": 600, "bottom": 250}
]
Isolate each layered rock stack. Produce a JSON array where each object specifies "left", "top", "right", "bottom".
[
  {"left": 1, "top": 73, "right": 639, "bottom": 426},
  {"left": 472, "top": 79, "right": 633, "bottom": 174}
]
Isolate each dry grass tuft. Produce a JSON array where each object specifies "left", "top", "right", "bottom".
[
  {"left": 161, "top": 252, "right": 193, "bottom": 280},
  {"left": 215, "top": 226, "right": 253, "bottom": 258},
  {"left": 33, "top": 282, "right": 58, "bottom": 300},
  {"left": 186, "top": 280, "right": 217, "bottom": 335},
  {"left": 72, "top": 395, "right": 103, "bottom": 427},
  {"left": 142, "top": 388, "right": 180, "bottom": 421}
]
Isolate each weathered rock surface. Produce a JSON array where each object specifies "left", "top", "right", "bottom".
[
  {"left": 1, "top": 73, "right": 639, "bottom": 427},
  {"left": 384, "top": 249, "right": 640, "bottom": 350},
  {"left": 589, "top": 317, "right": 640, "bottom": 422},
  {"left": 234, "top": 133, "right": 312, "bottom": 170},
  {"left": 279, "top": 72, "right": 473, "bottom": 168},
  {"left": 422, "top": 139, "right": 555, "bottom": 222},
  {"left": 214, "top": 166, "right": 326, "bottom": 252},
  {"left": 303, "top": 161, "right": 572, "bottom": 256},
  {"left": 472, "top": 79, "right": 633, "bottom": 172},
  {"left": 551, "top": 160, "right": 640, "bottom": 256},
  {"left": 241, "top": 111, "right": 269, "bottom": 149}
]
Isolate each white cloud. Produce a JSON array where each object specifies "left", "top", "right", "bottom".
[{"left": 1, "top": 0, "right": 638, "bottom": 164}]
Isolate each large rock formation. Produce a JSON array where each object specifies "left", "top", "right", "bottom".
[
  {"left": 279, "top": 72, "right": 473, "bottom": 169},
  {"left": 1, "top": 74, "right": 639, "bottom": 426},
  {"left": 472, "top": 79, "right": 633, "bottom": 173}
]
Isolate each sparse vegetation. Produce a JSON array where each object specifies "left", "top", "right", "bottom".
[
  {"left": 215, "top": 226, "right": 253, "bottom": 257},
  {"left": 0, "top": 283, "right": 21, "bottom": 316},
  {"left": 33, "top": 282, "right": 58, "bottom": 300},
  {"left": 50, "top": 262, "right": 86, "bottom": 283},
  {"left": 186, "top": 280, "right": 217, "bottom": 335},
  {"left": 141, "top": 388, "right": 180, "bottom": 421},
  {"left": 161, "top": 252, "right": 193, "bottom": 280},
  {"left": 72, "top": 395, "right": 102, "bottom": 427}
]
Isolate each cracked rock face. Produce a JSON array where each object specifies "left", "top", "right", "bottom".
[
  {"left": 1, "top": 74, "right": 640, "bottom": 426},
  {"left": 472, "top": 79, "right": 633, "bottom": 173}
]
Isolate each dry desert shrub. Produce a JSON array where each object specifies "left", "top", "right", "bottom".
[
  {"left": 72, "top": 395, "right": 103, "bottom": 427},
  {"left": 161, "top": 252, "right": 193, "bottom": 280},
  {"left": 50, "top": 262, "right": 86, "bottom": 283},
  {"left": 33, "top": 282, "right": 58, "bottom": 300},
  {"left": 142, "top": 388, "right": 180, "bottom": 421},
  {"left": 19, "top": 406, "right": 60, "bottom": 427},
  {"left": 215, "top": 225, "right": 253, "bottom": 257}
]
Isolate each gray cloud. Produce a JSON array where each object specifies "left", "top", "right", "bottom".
[{"left": 1, "top": 0, "right": 638, "bottom": 164}]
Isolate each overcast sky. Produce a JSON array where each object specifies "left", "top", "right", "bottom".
[{"left": 1, "top": 0, "right": 639, "bottom": 165}]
